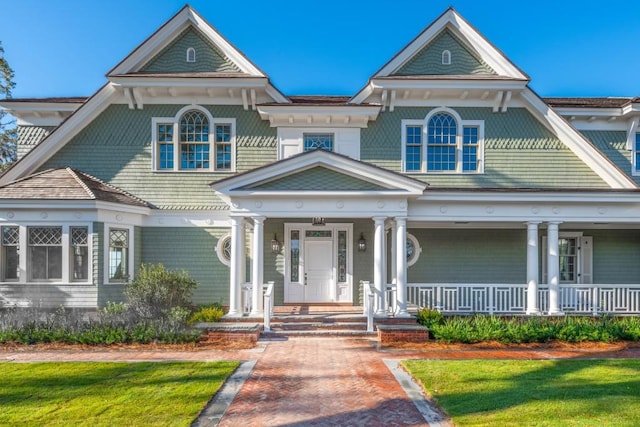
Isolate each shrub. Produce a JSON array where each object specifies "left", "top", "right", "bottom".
[
  {"left": 124, "top": 264, "right": 197, "bottom": 320},
  {"left": 416, "top": 308, "right": 444, "bottom": 329},
  {"left": 189, "top": 304, "right": 225, "bottom": 324}
]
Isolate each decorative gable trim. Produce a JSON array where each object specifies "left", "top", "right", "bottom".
[
  {"left": 521, "top": 89, "right": 637, "bottom": 189},
  {"left": 350, "top": 7, "right": 528, "bottom": 105},
  {"left": 210, "top": 150, "right": 427, "bottom": 196},
  {"left": 109, "top": 6, "right": 263, "bottom": 77}
]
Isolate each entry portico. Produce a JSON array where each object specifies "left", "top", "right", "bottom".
[{"left": 211, "top": 150, "right": 426, "bottom": 317}]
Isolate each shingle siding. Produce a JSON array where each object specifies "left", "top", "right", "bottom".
[
  {"left": 361, "top": 107, "right": 608, "bottom": 188},
  {"left": 41, "top": 104, "right": 276, "bottom": 209},
  {"left": 140, "top": 227, "right": 230, "bottom": 305},
  {"left": 16, "top": 125, "right": 54, "bottom": 159},
  {"left": 581, "top": 130, "right": 636, "bottom": 184},
  {"left": 395, "top": 29, "right": 495, "bottom": 76},
  {"left": 141, "top": 27, "right": 241, "bottom": 73},
  {"left": 408, "top": 228, "right": 527, "bottom": 284}
]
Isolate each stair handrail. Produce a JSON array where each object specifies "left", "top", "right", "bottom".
[
  {"left": 365, "top": 281, "right": 375, "bottom": 333},
  {"left": 263, "top": 281, "right": 275, "bottom": 332}
]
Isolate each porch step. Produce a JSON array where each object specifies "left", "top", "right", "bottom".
[
  {"left": 260, "top": 329, "right": 376, "bottom": 339},
  {"left": 273, "top": 321, "right": 368, "bottom": 331}
]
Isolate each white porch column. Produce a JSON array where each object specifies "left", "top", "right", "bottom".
[
  {"left": 373, "top": 217, "right": 387, "bottom": 316},
  {"left": 250, "top": 216, "right": 265, "bottom": 317},
  {"left": 526, "top": 221, "right": 540, "bottom": 315},
  {"left": 390, "top": 220, "right": 397, "bottom": 288},
  {"left": 395, "top": 217, "right": 409, "bottom": 317},
  {"left": 547, "top": 221, "right": 563, "bottom": 315},
  {"left": 227, "top": 216, "right": 244, "bottom": 317}
]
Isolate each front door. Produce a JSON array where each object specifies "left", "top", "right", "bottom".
[
  {"left": 284, "top": 223, "right": 353, "bottom": 303},
  {"left": 304, "top": 239, "right": 333, "bottom": 302}
]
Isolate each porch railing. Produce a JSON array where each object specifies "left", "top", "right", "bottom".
[
  {"left": 404, "top": 283, "right": 640, "bottom": 315},
  {"left": 263, "top": 281, "right": 274, "bottom": 332}
]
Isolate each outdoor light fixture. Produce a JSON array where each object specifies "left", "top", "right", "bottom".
[
  {"left": 358, "top": 233, "right": 367, "bottom": 252},
  {"left": 311, "top": 217, "right": 326, "bottom": 226},
  {"left": 271, "top": 233, "right": 280, "bottom": 253}
]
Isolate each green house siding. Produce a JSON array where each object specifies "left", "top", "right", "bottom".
[
  {"left": 141, "top": 27, "right": 241, "bottom": 73},
  {"left": 581, "top": 130, "right": 637, "bottom": 184},
  {"left": 361, "top": 107, "right": 608, "bottom": 188},
  {"left": 17, "top": 125, "right": 54, "bottom": 159},
  {"left": 395, "top": 29, "right": 495, "bottom": 76},
  {"left": 245, "top": 166, "right": 390, "bottom": 191},
  {"left": 408, "top": 229, "right": 527, "bottom": 284},
  {"left": 141, "top": 227, "right": 230, "bottom": 305},
  {"left": 591, "top": 230, "right": 640, "bottom": 284},
  {"left": 41, "top": 104, "right": 276, "bottom": 209}
]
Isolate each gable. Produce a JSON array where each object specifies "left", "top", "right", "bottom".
[
  {"left": 395, "top": 28, "right": 496, "bottom": 76},
  {"left": 140, "top": 26, "right": 242, "bottom": 73},
  {"left": 240, "top": 166, "right": 392, "bottom": 191}
]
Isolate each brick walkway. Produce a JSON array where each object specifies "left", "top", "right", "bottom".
[{"left": 2, "top": 339, "right": 639, "bottom": 426}]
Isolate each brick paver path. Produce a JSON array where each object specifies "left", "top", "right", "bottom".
[{"left": 3, "top": 338, "right": 639, "bottom": 426}]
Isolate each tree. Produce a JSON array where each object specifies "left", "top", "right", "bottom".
[{"left": 0, "top": 41, "right": 17, "bottom": 169}]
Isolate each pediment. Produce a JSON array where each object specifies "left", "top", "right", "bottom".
[{"left": 211, "top": 150, "right": 426, "bottom": 196}]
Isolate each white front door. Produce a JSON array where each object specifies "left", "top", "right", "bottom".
[
  {"left": 304, "top": 240, "right": 333, "bottom": 302},
  {"left": 284, "top": 223, "right": 353, "bottom": 304}
]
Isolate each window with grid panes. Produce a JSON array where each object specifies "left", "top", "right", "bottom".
[
  {"left": 215, "top": 124, "right": 232, "bottom": 170},
  {"left": 71, "top": 227, "right": 89, "bottom": 281},
  {"left": 427, "top": 113, "right": 457, "bottom": 171},
  {"left": 2, "top": 226, "right": 19, "bottom": 280},
  {"left": 405, "top": 125, "right": 422, "bottom": 172},
  {"left": 108, "top": 228, "right": 129, "bottom": 281},
  {"left": 28, "top": 227, "right": 62, "bottom": 281},
  {"left": 157, "top": 123, "right": 174, "bottom": 170},
  {"left": 462, "top": 126, "right": 479, "bottom": 172},
  {"left": 180, "top": 110, "right": 210, "bottom": 170}
]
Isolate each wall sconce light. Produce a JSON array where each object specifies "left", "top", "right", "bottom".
[
  {"left": 271, "top": 233, "right": 281, "bottom": 253},
  {"left": 311, "top": 217, "right": 326, "bottom": 226},
  {"left": 358, "top": 232, "right": 367, "bottom": 252}
]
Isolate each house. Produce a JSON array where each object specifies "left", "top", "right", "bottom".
[{"left": 1, "top": 6, "right": 639, "bottom": 317}]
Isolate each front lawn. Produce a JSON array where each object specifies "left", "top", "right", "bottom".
[
  {"left": 0, "top": 361, "right": 239, "bottom": 426},
  {"left": 403, "top": 359, "right": 640, "bottom": 427}
]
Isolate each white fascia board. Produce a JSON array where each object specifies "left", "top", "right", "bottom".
[
  {"left": 375, "top": 10, "right": 527, "bottom": 80},
  {"left": 256, "top": 105, "right": 381, "bottom": 124},
  {"left": 109, "top": 7, "right": 264, "bottom": 77},
  {"left": 227, "top": 190, "right": 412, "bottom": 197},
  {"left": 350, "top": 83, "right": 375, "bottom": 105},
  {"left": 553, "top": 107, "right": 623, "bottom": 117},
  {"left": 418, "top": 190, "right": 640, "bottom": 204},
  {"left": 521, "top": 89, "right": 637, "bottom": 189},
  {"left": 0, "top": 101, "right": 82, "bottom": 114},
  {"left": 0, "top": 85, "right": 119, "bottom": 185},
  {"left": 212, "top": 151, "right": 426, "bottom": 194},
  {"left": 0, "top": 200, "right": 150, "bottom": 214},
  {"left": 109, "top": 75, "right": 269, "bottom": 88},
  {"left": 370, "top": 78, "right": 527, "bottom": 91}
]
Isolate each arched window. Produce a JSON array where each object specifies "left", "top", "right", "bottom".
[
  {"left": 441, "top": 50, "right": 451, "bottom": 65},
  {"left": 152, "top": 106, "right": 236, "bottom": 172},
  {"left": 180, "top": 110, "right": 210, "bottom": 169},
  {"left": 216, "top": 234, "right": 232, "bottom": 266},
  {"left": 427, "top": 112, "right": 457, "bottom": 171},
  {"left": 186, "top": 47, "right": 196, "bottom": 63}
]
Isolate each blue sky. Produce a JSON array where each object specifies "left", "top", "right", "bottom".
[{"left": 1, "top": 0, "right": 639, "bottom": 99}]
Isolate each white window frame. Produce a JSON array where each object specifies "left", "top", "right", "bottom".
[
  {"left": 186, "top": 47, "right": 196, "bottom": 63},
  {"left": 151, "top": 105, "right": 236, "bottom": 173},
  {"left": 406, "top": 233, "right": 422, "bottom": 267},
  {"left": 0, "top": 223, "right": 93, "bottom": 285},
  {"left": 401, "top": 107, "right": 484, "bottom": 174},
  {"left": 632, "top": 132, "right": 640, "bottom": 176},
  {"left": 104, "top": 224, "right": 134, "bottom": 284},
  {"left": 216, "top": 233, "right": 232, "bottom": 267},
  {"left": 441, "top": 49, "right": 451, "bottom": 65}
]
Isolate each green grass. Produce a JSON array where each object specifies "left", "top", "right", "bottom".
[
  {"left": 403, "top": 359, "right": 640, "bottom": 427},
  {"left": 0, "top": 361, "right": 239, "bottom": 426}
]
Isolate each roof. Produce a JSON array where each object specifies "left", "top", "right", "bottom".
[
  {"left": 543, "top": 97, "right": 635, "bottom": 108},
  {"left": 0, "top": 97, "right": 88, "bottom": 104},
  {"left": 0, "top": 168, "right": 151, "bottom": 208}
]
